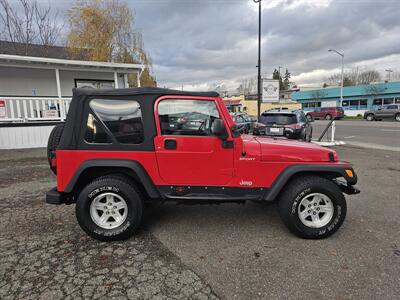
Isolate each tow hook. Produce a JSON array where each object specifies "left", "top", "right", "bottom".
[{"left": 334, "top": 180, "right": 360, "bottom": 195}]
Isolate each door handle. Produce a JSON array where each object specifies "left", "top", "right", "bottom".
[{"left": 164, "top": 139, "right": 177, "bottom": 150}]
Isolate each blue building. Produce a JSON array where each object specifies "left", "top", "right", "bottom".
[{"left": 292, "top": 81, "right": 400, "bottom": 116}]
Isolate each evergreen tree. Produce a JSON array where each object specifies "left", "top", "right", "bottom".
[{"left": 283, "top": 69, "right": 291, "bottom": 90}]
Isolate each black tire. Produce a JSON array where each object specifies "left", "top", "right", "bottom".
[
  {"left": 325, "top": 114, "right": 332, "bottom": 120},
  {"left": 307, "top": 128, "right": 313, "bottom": 142},
  {"left": 47, "top": 123, "right": 64, "bottom": 174},
  {"left": 395, "top": 113, "right": 400, "bottom": 122},
  {"left": 278, "top": 176, "right": 347, "bottom": 239},
  {"left": 76, "top": 176, "right": 143, "bottom": 241},
  {"left": 366, "top": 114, "right": 374, "bottom": 121},
  {"left": 301, "top": 130, "right": 307, "bottom": 141}
]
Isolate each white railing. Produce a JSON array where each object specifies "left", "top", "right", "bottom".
[{"left": 0, "top": 97, "right": 72, "bottom": 122}]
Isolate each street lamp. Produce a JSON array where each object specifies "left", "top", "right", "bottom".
[
  {"left": 254, "top": 0, "right": 262, "bottom": 118},
  {"left": 328, "top": 49, "right": 344, "bottom": 106}
]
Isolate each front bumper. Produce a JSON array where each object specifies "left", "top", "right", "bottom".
[{"left": 335, "top": 179, "right": 360, "bottom": 195}]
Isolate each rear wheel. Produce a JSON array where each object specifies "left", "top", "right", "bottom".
[
  {"left": 278, "top": 176, "right": 346, "bottom": 239},
  {"left": 366, "top": 114, "right": 374, "bottom": 121},
  {"left": 76, "top": 176, "right": 143, "bottom": 241},
  {"left": 325, "top": 114, "right": 332, "bottom": 120},
  {"left": 395, "top": 113, "right": 400, "bottom": 122}
]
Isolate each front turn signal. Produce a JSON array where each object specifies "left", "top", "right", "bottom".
[{"left": 345, "top": 169, "right": 354, "bottom": 178}]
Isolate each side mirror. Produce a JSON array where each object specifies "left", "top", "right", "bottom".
[{"left": 211, "top": 118, "right": 228, "bottom": 139}]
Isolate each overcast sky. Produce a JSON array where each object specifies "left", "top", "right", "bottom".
[{"left": 40, "top": 0, "right": 400, "bottom": 91}]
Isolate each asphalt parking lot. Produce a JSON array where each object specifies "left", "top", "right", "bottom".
[
  {"left": 1, "top": 145, "right": 399, "bottom": 299},
  {"left": 312, "top": 120, "right": 400, "bottom": 151}
]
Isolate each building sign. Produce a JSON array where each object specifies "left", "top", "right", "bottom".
[
  {"left": 43, "top": 109, "right": 59, "bottom": 119},
  {"left": 262, "top": 79, "right": 279, "bottom": 102},
  {"left": 0, "top": 100, "right": 6, "bottom": 118}
]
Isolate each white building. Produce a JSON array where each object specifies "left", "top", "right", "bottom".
[{"left": 0, "top": 54, "right": 143, "bottom": 149}]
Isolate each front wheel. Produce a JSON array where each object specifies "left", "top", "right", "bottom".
[
  {"left": 366, "top": 114, "right": 374, "bottom": 121},
  {"left": 325, "top": 114, "right": 332, "bottom": 120},
  {"left": 76, "top": 176, "right": 143, "bottom": 241},
  {"left": 395, "top": 114, "right": 400, "bottom": 122},
  {"left": 278, "top": 176, "right": 347, "bottom": 239}
]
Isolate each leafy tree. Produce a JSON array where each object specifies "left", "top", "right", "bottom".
[
  {"left": 66, "top": 0, "right": 156, "bottom": 87},
  {"left": 236, "top": 77, "right": 256, "bottom": 95},
  {"left": 327, "top": 69, "right": 381, "bottom": 87},
  {"left": 0, "top": 0, "right": 63, "bottom": 56}
]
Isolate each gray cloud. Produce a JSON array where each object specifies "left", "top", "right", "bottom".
[{"left": 24, "top": 0, "right": 400, "bottom": 90}]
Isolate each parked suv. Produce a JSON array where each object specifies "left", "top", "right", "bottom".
[
  {"left": 363, "top": 104, "right": 400, "bottom": 121},
  {"left": 306, "top": 107, "right": 344, "bottom": 121},
  {"left": 257, "top": 109, "right": 313, "bottom": 141},
  {"left": 46, "top": 87, "right": 359, "bottom": 241}
]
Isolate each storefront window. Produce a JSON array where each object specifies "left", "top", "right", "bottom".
[
  {"left": 359, "top": 99, "right": 368, "bottom": 107},
  {"left": 76, "top": 79, "right": 115, "bottom": 89},
  {"left": 383, "top": 98, "right": 394, "bottom": 105}
]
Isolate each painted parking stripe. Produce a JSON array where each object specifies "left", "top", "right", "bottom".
[
  {"left": 381, "top": 129, "right": 400, "bottom": 132},
  {"left": 344, "top": 136, "right": 355, "bottom": 139}
]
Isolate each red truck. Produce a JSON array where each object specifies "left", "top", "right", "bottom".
[
  {"left": 46, "top": 88, "right": 359, "bottom": 241},
  {"left": 306, "top": 107, "right": 345, "bottom": 121}
]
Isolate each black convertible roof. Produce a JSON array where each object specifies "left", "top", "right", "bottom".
[{"left": 73, "top": 87, "right": 219, "bottom": 98}]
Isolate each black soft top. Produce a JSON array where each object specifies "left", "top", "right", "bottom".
[
  {"left": 59, "top": 87, "right": 219, "bottom": 151},
  {"left": 72, "top": 87, "right": 219, "bottom": 98}
]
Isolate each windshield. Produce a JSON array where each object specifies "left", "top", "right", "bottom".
[{"left": 259, "top": 113, "right": 297, "bottom": 125}]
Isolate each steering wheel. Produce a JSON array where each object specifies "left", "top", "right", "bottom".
[{"left": 198, "top": 120, "right": 207, "bottom": 134}]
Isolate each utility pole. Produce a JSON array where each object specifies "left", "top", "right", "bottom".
[
  {"left": 328, "top": 49, "right": 344, "bottom": 106},
  {"left": 385, "top": 69, "right": 393, "bottom": 82},
  {"left": 254, "top": 0, "right": 262, "bottom": 119}
]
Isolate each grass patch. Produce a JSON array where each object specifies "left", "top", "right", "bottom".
[{"left": 343, "top": 115, "right": 364, "bottom": 120}]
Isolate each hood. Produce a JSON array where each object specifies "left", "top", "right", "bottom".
[{"left": 245, "top": 135, "right": 337, "bottom": 162}]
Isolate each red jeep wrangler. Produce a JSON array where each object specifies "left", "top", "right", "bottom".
[{"left": 46, "top": 88, "right": 359, "bottom": 241}]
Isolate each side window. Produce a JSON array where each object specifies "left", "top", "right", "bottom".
[
  {"left": 298, "top": 112, "right": 307, "bottom": 123},
  {"left": 158, "top": 99, "right": 220, "bottom": 136},
  {"left": 387, "top": 105, "right": 397, "bottom": 110},
  {"left": 242, "top": 114, "right": 250, "bottom": 122},
  {"left": 85, "top": 99, "right": 144, "bottom": 144},
  {"left": 236, "top": 115, "right": 246, "bottom": 123}
]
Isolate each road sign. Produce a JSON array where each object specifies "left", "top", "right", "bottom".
[
  {"left": 262, "top": 79, "right": 279, "bottom": 102},
  {"left": 0, "top": 100, "right": 6, "bottom": 118}
]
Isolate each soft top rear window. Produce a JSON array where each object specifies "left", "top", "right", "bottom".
[
  {"left": 259, "top": 113, "right": 297, "bottom": 125},
  {"left": 86, "top": 99, "right": 144, "bottom": 144}
]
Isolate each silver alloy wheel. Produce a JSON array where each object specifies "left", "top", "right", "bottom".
[
  {"left": 396, "top": 114, "right": 400, "bottom": 122},
  {"left": 90, "top": 192, "right": 128, "bottom": 229},
  {"left": 367, "top": 114, "right": 374, "bottom": 121},
  {"left": 297, "top": 193, "right": 334, "bottom": 228}
]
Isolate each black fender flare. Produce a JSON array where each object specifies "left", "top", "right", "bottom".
[
  {"left": 264, "top": 164, "right": 357, "bottom": 201},
  {"left": 64, "top": 159, "right": 160, "bottom": 198}
]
